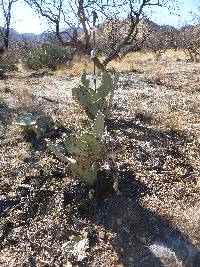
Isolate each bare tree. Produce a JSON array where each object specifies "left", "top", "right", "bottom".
[
  {"left": 24, "top": 0, "right": 65, "bottom": 44},
  {"left": 180, "top": 1, "right": 200, "bottom": 62},
  {"left": 0, "top": 0, "right": 18, "bottom": 52},
  {"left": 179, "top": 24, "right": 200, "bottom": 62},
  {"left": 25, "top": 0, "right": 177, "bottom": 70}
]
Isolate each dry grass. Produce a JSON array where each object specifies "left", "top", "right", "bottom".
[
  {"left": 161, "top": 103, "right": 186, "bottom": 133},
  {"left": 149, "top": 68, "right": 166, "bottom": 85},
  {"left": 56, "top": 49, "right": 191, "bottom": 77},
  {"left": 15, "top": 87, "right": 34, "bottom": 110},
  {"left": 56, "top": 55, "right": 102, "bottom": 76}
]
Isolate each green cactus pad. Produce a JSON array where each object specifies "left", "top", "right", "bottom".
[
  {"left": 85, "top": 99, "right": 108, "bottom": 119},
  {"left": 84, "top": 103, "right": 98, "bottom": 119},
  {"left": 92, "top": 111, "right": 105, "bottom": 139},
  {"left": 81, "top": 71, "right": 90, "bottom": 88},
  {"left": 90, "top": 90, "right": 101, "bottom": 103},
  {"left": 78, "top": 133, "right": 102, "bottom": 159},
  {"left": 70, "top": 158, "right": 97, "bottom": 184},
  {"left": 16, "top": 114, "right": 36, "bottom": 127},
  {"left": 72, "top": 86, "right": 92, "bottom": 107},
  {"left": 65, "top": 133, "right": 101, "bottom": 159},
  {"left": 97, "top": 72, "right": 113, "bottom": 98},
  {"left": 64, "top": 136, "right": 78, "bottom": 154},
  {"left": 96, "top": 98, "right": 108, "bottom": 111}
]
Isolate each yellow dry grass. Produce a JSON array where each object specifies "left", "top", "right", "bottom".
[
  {"left": 56, "top": 49, "right": 188, "bottom": 75},
  {"left": 56, "top": 55, "right": 102, "bottom": 76},
  {"left": 161, "top": 104, "right": 186, "bottom": 133}
]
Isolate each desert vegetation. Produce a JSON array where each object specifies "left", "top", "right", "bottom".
[{"left": 0, "top": 0, "right": 200, "bottom": 266}]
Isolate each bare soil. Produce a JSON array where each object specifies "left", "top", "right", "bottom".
[{"left": 0, "top": 53, "right": 200, "bottom": 266}]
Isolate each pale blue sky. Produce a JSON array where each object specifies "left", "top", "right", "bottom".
[{"left": 7, "top": 0, "right": 198, "bottom": 34}]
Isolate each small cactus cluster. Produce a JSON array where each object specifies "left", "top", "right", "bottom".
[
  {"left": 16, "top": 114, "right": 53, "bottom": 139},
  {"left": 47, "top": 112, "right": 105, "bottom": 183},
  {"left": 72, "top": 71, "right": 120, "bottom": 119}
]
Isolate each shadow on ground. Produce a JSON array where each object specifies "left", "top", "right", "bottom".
[
  {"left": 107, "top": 117, "right": 196, "bottom": 179},
  {"left": 61, "top": 166, "right": 200, "bottom": 266},
  {"left": 1, "top": 115, "right": 199, "bottom": 266},
  {"left": 76, "top": 165, "right": 199, "bottom": 266}
]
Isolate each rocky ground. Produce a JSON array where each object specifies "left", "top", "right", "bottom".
[{"left": 0, "top": 52, "right": 200, "bottom": 266}]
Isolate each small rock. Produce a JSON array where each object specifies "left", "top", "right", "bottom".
[
  {"left": 63, "top": 236, "right": 89, "bottom": 261},
  {"left": 4, "top": 86, "right": 11, "bottom": 93},
  {"left": 99, "top": 230, "right": 106, "bottom": 240}
]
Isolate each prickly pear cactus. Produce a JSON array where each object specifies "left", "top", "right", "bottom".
[
  {"left": 16, "top": 114, "right": 36, "bottom": 127},
  {"left": 46, "top": 111, "right": 106, "bottom": 184},
  {"left": 16, "top": 114, "right": 36, "bottom": 134},
  {"left": 72, "top": 71, "right": 119, "bottom": 119},
  {"left": 64, "top": 132, "right": 102, "bottom": 183},
  {"left": 16, "top": 114, "right": 53, "bottom": 139}
]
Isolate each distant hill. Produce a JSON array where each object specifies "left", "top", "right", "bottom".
[{"left": 0, "top": 27, "right": 83, "bottom": 44}]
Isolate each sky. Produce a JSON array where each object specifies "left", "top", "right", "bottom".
[{"left": 4, "top": 0, "right": 198, "bottom": 34}]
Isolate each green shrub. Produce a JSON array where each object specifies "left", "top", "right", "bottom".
[
  {"left": 23, "top": 43, "right": 70, "bottom": 71},
  {"left": 0, "top": 51, "right": 18, "bottom": 71}
]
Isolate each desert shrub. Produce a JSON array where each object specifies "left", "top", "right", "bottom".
[
  {"left": 162, "top": 105, "right": 185, "bottom": 133},
  {"left": 0, "top": 51, "right": 19, "bottom": 71},
  {"left": 179, "top": 25, "right": 200, "bottom": 62},
  {"left": 23, "top": 43, "right": 70, "bottom": 71}
]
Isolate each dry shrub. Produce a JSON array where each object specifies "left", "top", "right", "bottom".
[
  {"left": 0, "top": 50, "right": 18, "bottom": 71},
  {"left": 23, "top": 43, "right": 71, "bottom": 71},
  {"left": 162, "top": 104, "right": 186, "bottom": 133},
  {"left": 56, "top": 55, "right": 102, "bottom": 76},
  {"left": 107, "top": 55, "right": 141, "bottom": 72},
  {"left": 154, "top": 51, "right": 164, "bottom": 61},
  {"left": 15, "top": 87, "right": 38, "bottom": 113},
  {"left": 153, "top": 70, "right": 165, "bottom": 85},
  {"left": 180, "top": 25, "right": 200, "bottom": 62}
]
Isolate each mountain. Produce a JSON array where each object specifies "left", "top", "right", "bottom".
[
  {"left": 0, "top": 27, "right": 22, "bottom": 41},
  {"left": 21, "top": 33, "right": 37, "bottom": 41},
  {"left": 0, "top": 27, "right": 84, "bottom": 43}
]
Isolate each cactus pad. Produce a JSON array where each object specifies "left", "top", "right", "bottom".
[
  {"left": 72, "top": 71, "right": 119, "bottom": 119},
  {"left": 16, "top": 114, "right": 36, "bottom": 127},
  {"left": 70, "top": 159, "right": 97, "bottom": 184},
  {"left": 92, "top": 111, "right": 105, "bottom": 139},
  {"left": 81, "top": 71, "right": 90, "bottom": 88}
]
